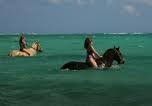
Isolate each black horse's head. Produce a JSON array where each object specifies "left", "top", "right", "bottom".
[
  {"left": 102, "top": 46, "right": 125, "bottom": 65},
  {"left": 113, "top": 46, "right": 125, "bottom": 64}
]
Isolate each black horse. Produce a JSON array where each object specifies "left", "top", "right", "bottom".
[{"left": 61, "top": 46, "right": 125, "bottom": 70}]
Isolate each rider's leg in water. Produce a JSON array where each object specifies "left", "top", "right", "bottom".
[
  {"left": 22, "top": 48, "right": 30, "bottom": 56},
  {"left": 87, "top": 56, "right": 98, "bottom": 69}
]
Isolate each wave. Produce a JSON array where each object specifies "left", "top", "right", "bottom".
[
  {"left": 0, "top": 32, "right": 152, "bottom": 36},
  {"left": 103, "top": 32, "right": 150, "bottom": 35},
  {"left": 103, "top": 33, "right": 129, "bottom": 35},
  {"left": 131, "top": 32, "right": 144, "bottom": 34}
]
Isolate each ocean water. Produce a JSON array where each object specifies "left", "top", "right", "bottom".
[{"left": 0, "top": 33, "right": 152, "bottom": 106}]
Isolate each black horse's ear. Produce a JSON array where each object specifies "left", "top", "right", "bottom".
[
  {"left": 114, "top": 46, "right": 116, "bottom": 49},
  {"left": 117, "top": 46, "right": 120, "bottom": 50}
]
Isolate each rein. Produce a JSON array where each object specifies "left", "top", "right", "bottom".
[
  {"left": 98, "top": 48, "right": 122, "bottom": 67},
  {"left": 31, "top": 44, "right": 38, "bottom": 51},
  {"left": 31, "top": 47, "right": 37, "bottom": 50},
  {"left": 113, "top": 48, "right": 123, "bottom": 60}
]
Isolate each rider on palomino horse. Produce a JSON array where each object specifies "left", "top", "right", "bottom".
[
  {"left": 8, "top": 34, "right": 42, "bottom": 57},
  {"left": 19, "top": 34, "right": 30, "bottom": 56}
]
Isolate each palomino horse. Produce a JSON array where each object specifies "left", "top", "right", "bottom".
[
  {"left": 61, "top": 46, "right": 125, "bottom": 70},
  {"left": 8, "top": 42, "right": 42, "bottom": 57}
]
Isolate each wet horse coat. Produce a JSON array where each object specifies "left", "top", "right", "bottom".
[
  {"left": 61, "top": 47, "right": 125, "bottom": 70},
  {"left": 8, "top": 42, "right": 42, "bottom": 57}
]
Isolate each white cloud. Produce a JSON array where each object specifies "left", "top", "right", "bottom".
[
  {"left": 106, "top": 0, "right": 113, "bottom": 6},
  {"left": 122, "top": 4, "right": 140, "bottom": 16},
  {"left": 77, "top": 0, "right": 94, "bottom": 5},
  {"left": 137, "top": 0, "right": 152, "bottom": 6},
  {"left": 47, "top": 0, "right": 95, "bottom": 5},
  {"left": 123, "top": 0, "right": 152, "bottom": 6},
  {"left": 120, "top": 0, "right": 152, "bottom": 16},
  {"left": 106, "top": 0, "right": 152, "bottom": 7},
  {"left": 48, "top": 0, "right": 61, "bottom": 4}
]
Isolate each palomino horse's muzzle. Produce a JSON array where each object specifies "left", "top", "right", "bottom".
[{"left": 38, "top": 49, "right": 43, "bottom": 52}]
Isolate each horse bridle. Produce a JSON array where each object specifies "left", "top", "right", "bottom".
[
  {"left": 113, "top": 48, "right": 123, "bottom": 62},
  {"left": 32, "top": 43, "right": 39, "bottom": 51}
]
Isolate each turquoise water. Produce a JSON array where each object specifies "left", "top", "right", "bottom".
[{"left": 0, "top": 33, "right": 152, "bottom": 106}]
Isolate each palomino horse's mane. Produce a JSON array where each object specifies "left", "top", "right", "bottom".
[{"left": 31, "top": 42, "right": 39, "bottom": 50}]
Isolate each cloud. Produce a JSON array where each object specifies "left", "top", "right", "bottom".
[
  {"left": 122, "top": 4, "right": 140, "bottom": 16},
  {"left": 125, "top": 0, "right": 152, "bottom": 6},
  {"left": 47, "top": 0, "right": 95, "bottom": 5},
  {"left": 137, "top": 0, "right": 152, "bottom": 6},
  {"left": 106, "top": 0, "right": 113, "bottom": 6},
  {"left": 118, "top": 0, "right": 152, "bottom": 16},
  {"left": 106, "top": 0, "right": 152, "bottom": 7},
  {"left": 120, "top": 0, "right": 152, "bottom": 8},
  {"left": 48, "top": 0, "right": 61, "bottom": 4},
  {"left": 77, "top": 0, "right": 94, "bottom": 5}
]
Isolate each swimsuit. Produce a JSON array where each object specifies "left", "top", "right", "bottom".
[{"left": 86, "top": 48, "right": 96, "bottom": 63}]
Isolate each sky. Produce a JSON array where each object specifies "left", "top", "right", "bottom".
[{"left": 0, "top": 0, "right": 152, "bottom": 33}]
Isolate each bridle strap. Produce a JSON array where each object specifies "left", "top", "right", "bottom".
[
  {"left": 31, "top": 47, "right": 37, "bottom": 50},
  {"left": 31, "top": 44, "right": 38, "bottom": 51},
  {"left": 114, "top": 48, "right": 123, "bottom": 60}
]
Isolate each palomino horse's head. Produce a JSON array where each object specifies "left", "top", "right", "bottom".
[
  {"left": 103, "top": 46, "right": 125, "bottom": 65},
  {"left": 31, "top": 41, "right": 43, "bottom": 52}
]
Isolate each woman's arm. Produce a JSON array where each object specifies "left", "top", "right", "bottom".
[{"left": 90, "top": 45, "right": 101, "bottom": 58}]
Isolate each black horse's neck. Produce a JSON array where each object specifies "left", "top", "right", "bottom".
[
  {"left": 104, "top": 49, "right": 116, "bottom": 67},
  {"left": 97, "top": 49, "right": 115, "bottom": 67}
]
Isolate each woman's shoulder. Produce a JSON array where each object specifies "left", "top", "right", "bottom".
[{"left": 87, "top": 45, "right": 93, "bottom": 51}]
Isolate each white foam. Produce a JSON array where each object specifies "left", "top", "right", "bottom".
[
  {"left": 132, "top": 32, "right": 144, "bottom": 35},
  {"left": 138, "top": 45, "right": 144, "bottom": 48},
  {"left": 111, "top": 65, "right": 120, "bottom": 69},
  {"left": 104, "top": 33, "right": 129, "bottom": 35}
]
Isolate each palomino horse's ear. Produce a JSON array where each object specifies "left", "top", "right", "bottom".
[{"left": 35, "top": 40, "right": 39, "bottom": 44}]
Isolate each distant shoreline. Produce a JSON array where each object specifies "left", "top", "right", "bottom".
[{"left": 0, "top": 32, "right": 152, "bottom": 36}]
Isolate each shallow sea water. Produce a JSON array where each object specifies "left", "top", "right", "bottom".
[{"left": 0, "top": 34, "right": 152, "bottom": 106}]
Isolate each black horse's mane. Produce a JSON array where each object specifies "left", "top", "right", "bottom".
[{"left": 103, "top": 48, "right": 114, "bottom": 57}]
